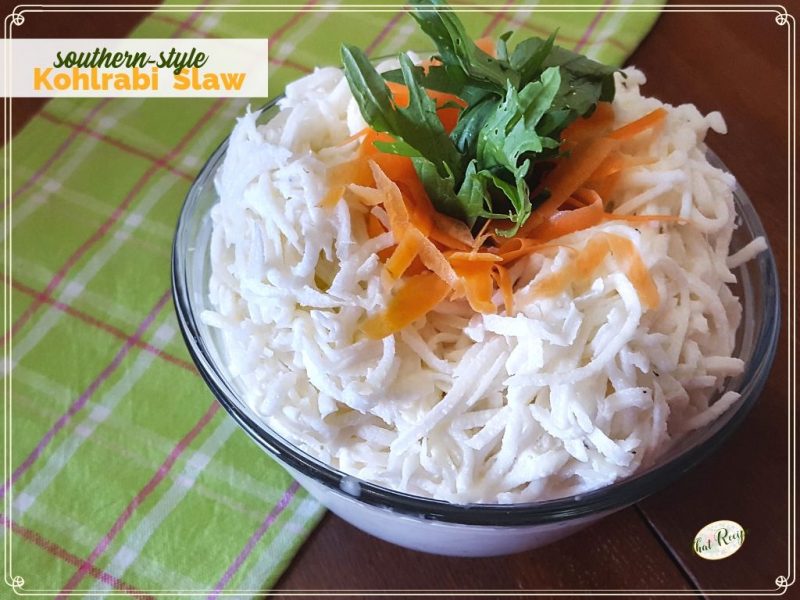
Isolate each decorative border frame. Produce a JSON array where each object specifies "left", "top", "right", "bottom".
[{"left": 2, "top": 2, "right": 795, "bottom": 597}]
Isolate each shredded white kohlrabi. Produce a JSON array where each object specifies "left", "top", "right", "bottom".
[{"left": 203, "top": 65, "right": 763, "bottom": 503}]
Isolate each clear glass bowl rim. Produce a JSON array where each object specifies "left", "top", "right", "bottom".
[{"left": 172, "top": 96, "right": 781, "bottom": 526}]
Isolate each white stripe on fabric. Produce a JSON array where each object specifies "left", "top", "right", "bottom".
[
  {"left": 272, "top": 5, "right": 339, "bottom": 64},
  {"left": 235, "top": 495, "right": 322, "bottom": 592},
  {"left": 5, "top": 99, "right": 146, "bottom": 241},
  {"left": 7, "top": 264, "right": 154, "bottom": 344},
  {"left": 12, "top": 504, "right": 207, "bottom": 590},
  {"left": 12, "top": 330, "right": 174, "bottom": 517},
  {"left": 381, "top": 21, "right": 416, "bottom": 56},
  {"left": 6, "top": 171, "right": 180, "bottom": 373},
  {"left": 88, "top": 417, "right": 239, "bottom": 598},
  {"left": 13, "top": 386, "right": 267, "bottom": 522},
  {"left": 180, "top": 155, "right": 202, "bottom": 169},
  {"left": 13, "top": 365, "right": 288, "bottom": 513},
  {"left": 584, "top": 0, "right": 634, "bottom": 62}
]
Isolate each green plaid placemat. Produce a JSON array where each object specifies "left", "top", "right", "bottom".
[{"left": 4, "top": 1, "right": 662, "bottom": 596}]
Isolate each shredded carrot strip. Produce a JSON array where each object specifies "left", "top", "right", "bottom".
[
  {"left": 367, "top": 212, "right": 393, "bottom": 262},
  {"left": 573, "top": 187, "right": 603, "bottom": 206},
  {"left": 367, "top": 212, "right": 386, "bottom": 238},
  {"left": 608, "top": 107, "right": 667, "bottom": 141},
  {"left": 589, "top": 150, "right": 629, "bottom": 181},
  {"left": 562, "top": 196, "right": 587, "bottom": 209},
  {"left": 494, "top": 238, "right": 546, "bottom": 263},
  {"left": 452, "top": 260, "right": 496, "bottom": 313},
  {"left": 531, "top": 233, "right": 660, "bottom": 310},
  {"left": 575, "top": 235, "right": 611, "bottom": 273},
  {"left": 369, "top": 160, "right": 409, "bottom": 235},
  {"left": 531, "top": 262, "right": 578, "bottom": 298},
  {"left": 590, "top": 170, "right": 621, "bottom": 201},
  {"left": 371, "top": 149, "right": 416, "bottom": 181},
  {"left": 366, "top": 148, "right": 446, "bottom": 240},
  {"left": 437, "top": 107, "right": 461, "bottom": 133},
  {"left": 405, "top": 256, "right": 428, "bottom": 276},
  {"left": 321, "top": 184, "right": 346, "bottom": 208},
  {"left": 520, "top": 137, "right": 618, "bottom": 235},
  {"left": 605, "top": 234, "right": 660, "bottom": 309},
  {"left": 430, "top": 212, "right": 474, "bottom": 251},
  {"left": 323, "top": 160, "right": 361, "bottom": 208},
  {"left": 386, "top": 226, "right": 425, "bottom": 279},
  {"left": 420, "top": 57, "right": 441, "bottom": 72},
  {"left": 386, "top": 81, "right": 467, "bottom": 110},
  {"left": 475, "top": 36, "right": 496, "bottom": 57},
  {"left": 472, "top": 219, "right": 493, "bottom": 251},
  {"left": 531, "top": 236, "right": 607, "bottom": 297},
  {"left": 561, "top": 102, "right": 615, "bottom": 144},
  {"left": 336, "top": 127, "right": 369, "bottom": 147},
  {"left": 448, "top": 251, "right": 503, "bottom": 263},
  {"left": 385, "top": 81, "right": 466, "bottom": 134},
  {"left": 348, "top": 183, "right": 385, "bottom": 206},
  {"left": 492, "top": 264, "right": 514, "bottom": 316},
  {"left": 527, "top": 196, "right": 605, "bottom": 242},
  {"left": 418, "top": 235, "right": 459, "bottom": 286},
  {"left": 359, "top": 129, "right": 403, "bottom": 167},
  {"left": 323, "top": 132, "right": 382, "bottom": 208},
  {"left": 386, "top": 80, "right": 411, "bottom": 108},
  {"left": 362, "top": 272, "right": 451, "bottom": 339},
  {"left": 399, "top": 181, "right": 435, "bottom": 236}
]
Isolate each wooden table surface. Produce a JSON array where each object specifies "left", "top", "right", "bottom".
[{"left": 13, "top": 2, "right": 793, "bottom": 596}]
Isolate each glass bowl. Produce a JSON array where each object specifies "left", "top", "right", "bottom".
[{"left": 171, "top": 97, "right": 781, "bottom": 556}]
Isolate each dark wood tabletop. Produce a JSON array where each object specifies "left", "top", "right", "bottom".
[{"left": 13, "top": 2, "right": 794, "bottom": 597}]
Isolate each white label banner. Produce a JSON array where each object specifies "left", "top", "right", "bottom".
[{"left": 2, "top": 38, "right": 269, "bottom": 98}]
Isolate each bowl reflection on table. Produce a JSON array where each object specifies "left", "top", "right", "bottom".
[{"left": 171, "top": 97, "right": 780, "bottom": 557}]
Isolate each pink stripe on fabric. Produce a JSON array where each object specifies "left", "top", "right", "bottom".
[
  {"left": 2, "top": 96, "right": 225, "bottom": 348},
  {"left": 574, "top": 0, "right": 612, "bottom": 52},
  {"left": 481, "top": 0, "right": 516, "bottom": 37},
  {"left": 157, "top": 16, "right": 313, "bottom": 73},
  {"left": 152, "top": 13, "right": 218, "bottom": 37},
  {"left": 1, "top": 514, "right": 154, "bottom": 599},
  {"left": 271, "top": 57, "right": 312, "bottom": 74},
  {"left": 208, "top": 481, "right": 300, "bottom": 598},
  {"left": 56, "top": 401, "right": 221, "bottom": 598},
  {"left": 174, "top": 0, "right": 209, "bottom": 34},
  {"left": 9, "top": 275, "right": 196, "bottom": 373},
  {"left": 150, "top": 16, "right": 314, "bottom": 74},
  {"left": 9, "top": 99, "right": 112, "bottom": 205},
  {"left": 365, "top": 12, "right": 403, "bottom": 56},
  {"left": 38, "top": 111, "right": 195, "bottom": 182},
  {"left": 1, "top": 290, "right": 170, "bottom": 499},
  {"left": 269, "top": 0, "right": 319, "bottom": 44}
]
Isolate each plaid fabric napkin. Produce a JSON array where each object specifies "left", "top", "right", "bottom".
[{"left": 4, "top": 1, "right": 662, "bottom": 596}]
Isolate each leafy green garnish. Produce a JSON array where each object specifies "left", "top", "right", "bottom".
[
  {"left": 341, "top": 0, "right": 616, "bottom": 235},
  {"left": 341, "top": 47, "right": 463, "bottom": 179}
]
